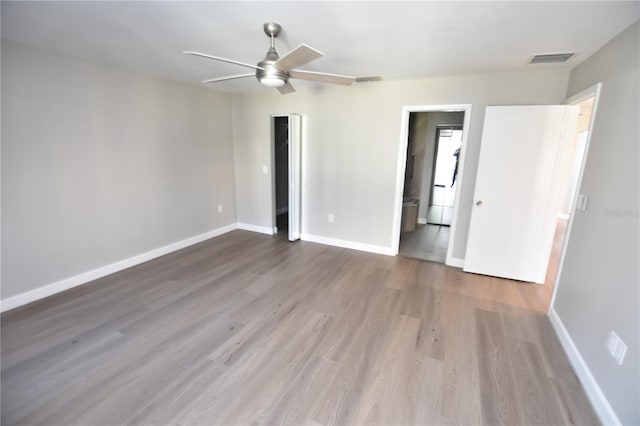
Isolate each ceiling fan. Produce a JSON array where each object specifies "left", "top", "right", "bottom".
[{"left": 184, "top": 23, "right": 363, "bottom": 94}]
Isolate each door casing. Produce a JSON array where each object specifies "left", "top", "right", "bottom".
[
  {"left": 392, "top": 104, "right": 472, "bottom": 266},
  {"left": 270, "top": 114, "right": 302, "bottom": 241},
  {"left": 548, "top": 83, "right": 602, "bottom": 308}
]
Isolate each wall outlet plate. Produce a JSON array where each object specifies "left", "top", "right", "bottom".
[
  {"left": 606, "top": 331, "right": 627, "bottom": 365},
  {"left": 606, "top": 331, "right": 618, "bottom": 355},
  {"left": 614, "top": 339, "right": 627, "bottom": 365},
  {"left": 328, "top": 214, "right": 334, "bottom": 223}
]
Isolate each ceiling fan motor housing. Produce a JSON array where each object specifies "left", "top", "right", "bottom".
[{"left": 256, "top": 44, "right": 289, "bottom": 85}]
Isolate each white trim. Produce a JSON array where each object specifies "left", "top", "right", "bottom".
[
  {"left": 0, "top": 223, "right": 238, "bottom": 313},
  {"left": 549, "top": 82, "right": 602, "bottom": 309},
  {"left": 392, "top": 104, "right": 472, "bottom": 268},
  {"left": 300, "top": 233, "right": 394, "bottom": 256},
  {"left": 417, "top": 217, "right": 427, "bottom": 225},
  {"left": 446, "top": 257, "right": 465, "bottom": 268},
  {"left": 237, "top": 222, "right": 275, "bottom": 235},
  {"left": 548, "top": 308, "right": 621, "bottom": 426}
]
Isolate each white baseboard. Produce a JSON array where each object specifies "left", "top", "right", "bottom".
[
  {"left": 236, "top": 223, "right": 275, "bottom": 235},
  {"left": 446, "top": 257, "right": 465, "bottom": 268},
  {"left": 417, "top": 217, "right": 427, "bottom": 225},
  {"left": 0, "top": 223, "right": 238, "bottom": 313},
  {"left": 300, "top": 233, "right": 394, "bottom": 256},
  {"left": 548, "top": 308, "right": 621, "bottom": 426}
]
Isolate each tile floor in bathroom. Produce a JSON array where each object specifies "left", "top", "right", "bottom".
[{"left": 399, "top": 223, "right": 450, "bottom": 263}]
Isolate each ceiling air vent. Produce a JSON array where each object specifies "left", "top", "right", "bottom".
[{"left": 529, "top": 53, "right": 575, "bottom": 64}]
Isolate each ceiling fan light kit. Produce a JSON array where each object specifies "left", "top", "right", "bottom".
[{"left": 184, "top": 22, "right": 365, "bottom": 94}]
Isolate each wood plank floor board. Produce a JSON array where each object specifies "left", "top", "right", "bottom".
[
  {"left": 0, "top": 331, "right": 130, "bottom": 424},
  {"left": 549, "top": 376, "right": 600, "bottom": 425},
  {"left": 0, "top": 230, "right": 599, "bottom": 426},
  {"left": 259, "top": 354, "right": 337, "bottom": 426},
  {"left": 351, "top": 314, "right": 422, "bottom": 426},
  {"left": 411, "top": 354, "right": 445, "bottom": 426},
  {"left": 123, "top": 358, "right": 229, "bottom": 426},
  {"left": 214, "top": 313, "right": 334, "bottom": 425},
  {"left": 414, "top": 284, "right": 445, "bottom": 361},
  {"left": 439, "top": 292, "right": 483, "bottom": 425},
  {"left": 475, "top": 308, "right": 524, "bottom": 426},
  {"left": 505, "top": 338, "right": 567, "bottom": 425},
  {"left": 48, "top": 316, "right": 245, "bottom": 425}
]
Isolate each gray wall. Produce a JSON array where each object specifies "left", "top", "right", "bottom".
[
  {"left": 1, "top": 41, "right": 237, "bottom": 299},
  {"left": 553, "top": 22, "right": 639, "bottom": 425},
  {"left": 232, "top": 69, "right": 569, "bottom": 257}
]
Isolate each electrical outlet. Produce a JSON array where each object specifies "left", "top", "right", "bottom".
[
  {"left": 606, "top": 332, "right": 618, "bottom": 355},
  {"left": 217, "top": 204, "right": 223, "bottom": 213},
  {"left": 606, "top": 331, "right": 627, "bottom": 365},
  {"left": 328, "top": 214, "right": 334, "bottom": 223},
  {"left": 262, "top": 165, "right": 268, "bottom": 174},
  {"left": 614, "top": 339, "right": 627, "bottom": 365}
]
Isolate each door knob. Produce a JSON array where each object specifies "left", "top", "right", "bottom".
[{"left": 475, "top": 200, "right": 483, "bottom": 206}]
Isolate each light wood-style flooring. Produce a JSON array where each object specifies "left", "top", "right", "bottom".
[{"left": 1, "top": 230, "right": 598, "bottom": 425}]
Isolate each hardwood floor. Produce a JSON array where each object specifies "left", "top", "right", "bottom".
[{"left": 1, "top": 230, "right": 598, "bottom": 425}]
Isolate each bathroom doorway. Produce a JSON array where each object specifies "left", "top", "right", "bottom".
[{"left": 394, "top": 106, "right": 470, "bottom": 264}]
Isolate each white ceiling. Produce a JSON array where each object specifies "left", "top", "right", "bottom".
[{"left": 2, "top": 1, "right": 638, "bottom": 94}]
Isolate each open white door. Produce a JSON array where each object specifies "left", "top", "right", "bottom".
[
  {"left": 464, "top": 105, "right": 578, "bottom": 283},
  {"left": 288, "top": 114, "right": 302, "bottom": 241}
]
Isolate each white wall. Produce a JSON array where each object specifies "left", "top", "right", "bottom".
[
  {"left": 1, "top": 41, "right": 236, "bottom": 300},
  {"left": 232, "top": 69, "right": 570, "bottom": 256},
  {"left": 552, "top": 22, "right": 639, "bottom": 425}
]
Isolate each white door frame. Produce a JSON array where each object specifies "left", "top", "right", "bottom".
[
  {"left": 548, "top": 82, "right": 602, "bottom": 310},
  {"left": 392, "top": 104, "right": 472, "bottom": 266},
  {"left": 270, "top": 114, "right": 303, "bottom": 240},
  {"left": 288, "top": 114, "right": 302, "bottom": 241}
]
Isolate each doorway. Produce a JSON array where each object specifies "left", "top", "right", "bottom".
[
  {"left": 547, "top": 84, "right": 600, "bottom": 307},
  {"left": 393, "top": 106, "right": 471, "bottom": 265},
  {"left": 273, "top": 116, "right": 289, "bottom": 236},
  {"left": 271, "top": 114, "right": 302, "bottom": 241}
]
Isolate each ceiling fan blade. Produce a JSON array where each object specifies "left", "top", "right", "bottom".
[
  {"left": 277, "top": 82, "right": 296, "bottom": 95},
  {"left": 183, "top": 51, "right": 263, "bottom": 71},
  {"left": 355, "top": 75, "right": 383, "bottom": 83},
  {"left": 275, "top": 44, "right": 323, "bottom": 71},
  {"left": 290, "top": 70, "right": 355, "bottom": 86},
  {"left": 202, "top": 73, "right": 255, "bottom": 83}
]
